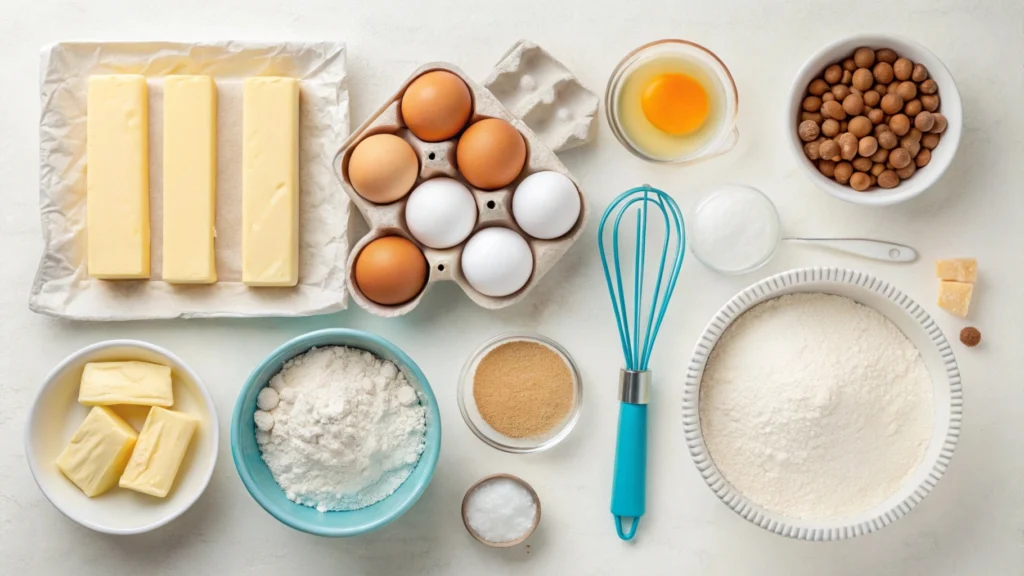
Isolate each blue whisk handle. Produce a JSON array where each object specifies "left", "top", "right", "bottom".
[{"left": 611, "top": 370, "right": 650, "bottom": 541}]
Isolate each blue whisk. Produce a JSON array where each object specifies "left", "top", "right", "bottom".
[{"left": 598, "top": 185, "right": 685, "bottom": 541}]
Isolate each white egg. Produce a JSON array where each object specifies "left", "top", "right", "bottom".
[
  {"left": 461, "top": 228, "right": 533, "bottom": 297},
  {"left": 405, "top": 178, "right": 478, "bottom": 249},
  {"left": 511, "top": 171, "right": 581, "bottom": 240}
]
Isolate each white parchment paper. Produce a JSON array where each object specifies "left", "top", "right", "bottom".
[{"left": 30, "top": 41, "right": 350, "bottom": 320}]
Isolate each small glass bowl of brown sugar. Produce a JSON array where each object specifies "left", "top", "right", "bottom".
[{"left": 458, "top": 332, "right": 583, "bottom": 453}]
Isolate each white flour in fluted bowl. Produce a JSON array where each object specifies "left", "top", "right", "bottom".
[
  {"left": 699, "top": 293, "right": 933, "bottom": 520},
  {"left": 254, "top": 346, "right": 426, "bottom": 512}
]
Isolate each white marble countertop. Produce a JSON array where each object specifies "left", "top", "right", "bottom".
[{"left": 2, "top": 0, "right": 1021, "bottom": 573}]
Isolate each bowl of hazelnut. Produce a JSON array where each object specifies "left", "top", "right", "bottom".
[{"left": 788, "top": 35, "right": 962, "bottom": 206}]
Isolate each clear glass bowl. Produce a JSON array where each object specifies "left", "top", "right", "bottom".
[
  {"left": 458, "top": 332, "right": 582, "bottom": 453},
  {"left": 689, "top": 185, "right": 782, "bottom": 275},
  {"left": 605, "top": 39, "right": 739, "bottom": 164}
]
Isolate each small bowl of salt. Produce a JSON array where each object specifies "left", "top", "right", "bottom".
[
  {"left": 462, "top": 474, "right": 541, "bottom": 547},
  {"left": 689, "top": 184, "right": 782, "bottom": 274}
]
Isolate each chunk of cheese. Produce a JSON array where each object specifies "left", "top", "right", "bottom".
[
  {"left": 87, "top": 75, "right": 150, "bottom": 279},
  {"left": 120, "top": 407, "right": 198, "bottom": 497},
  {"left": 79, "top": 361, "right": 173, "bottom": 407},
  {"left": 935, "top": 258, "right": 977, "bottom": 283},
  {"left": 56, "top": 406, "right": 138, "bottom": 497},
  {"left": 938, "top": 280, "right": 973, "bottom": 318},
  {"left": 242, "top": 77, "right": 300, "bottom": 287},
  {"left": 163, "top": 75, "right": 217, "bottom": 284}
]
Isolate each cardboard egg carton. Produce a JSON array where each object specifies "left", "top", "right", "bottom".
[{"left": 333, "top": 62, "right": 588, "bottom": 317}]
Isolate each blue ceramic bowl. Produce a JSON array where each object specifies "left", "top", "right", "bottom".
[{"left": 230, "top": 328, "right": 441, "bottom": 537}]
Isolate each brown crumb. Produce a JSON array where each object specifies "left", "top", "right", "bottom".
[{"left": 959, "top": 327, "right": 981, "bottom": 347}]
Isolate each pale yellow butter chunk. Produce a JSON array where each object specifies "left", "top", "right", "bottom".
[
  {"left": 163, "top": 75, "right": 217, "bottom": 284},
  {"left": 935, "top": 258, "right": 977, "bottom": 283},
  {"left": 242, "top": 77, "right": 300, "bottom": 287},
  {"left": 938, "top": 280, "right": 973, "bottom": 318},
  {"left": 87, "top": 75, "right": 150, "bottom": 279},
  {"left": 120, "top": 407, "right": 198, "bottom": 498},
  {"left": 79, "top": 361, "right": 173, "bottom": 407},
  {"left": 56, "top": 406, "right": 138, "bottom": 497}
]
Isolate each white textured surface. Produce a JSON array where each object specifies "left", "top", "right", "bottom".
[{"left": 1, "top": 0, "right": 1021, "bottom": 574}]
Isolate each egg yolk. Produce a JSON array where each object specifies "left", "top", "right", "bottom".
[{"left": 641, "top": 73, "right": 710, "bottom": 136}]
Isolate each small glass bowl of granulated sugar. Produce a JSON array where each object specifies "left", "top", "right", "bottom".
[{"left": 458, "top": 332, "right": 582, "bottom": 453}]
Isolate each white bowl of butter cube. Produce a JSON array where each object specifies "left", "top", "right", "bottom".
[{"left": 25, "top": 340, "right": 218, "bottom": 534}]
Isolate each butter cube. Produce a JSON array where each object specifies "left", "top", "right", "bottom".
[
  {"left": 163, "top": 75, "right": 217, "bottom": 284},
  {"left": 242, "top": 77, "right": 300, "bottom": 287},
  {"left": 120, "top": 407, "right": 198, "bottom": 497},
  {"left": 935, "top": 258, "right": 977, "bottom": 283},
  {"left": 56, "top": 406, "right": 138, "bottom": 497},
  {"left": 938, "top": 281, "right": 973, "bottom": 318},
  {"left": 79, "top": 361, "right": 173, "bottom": 407},
  {"left": 86, "top": 75, "right": 150, "bottom": 279}
]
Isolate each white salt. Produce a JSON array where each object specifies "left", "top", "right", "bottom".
[
  {"left": 691, "top": 185, "right": 780, "bottom": 273},
  {"left": 465, "top": 478, "right": 538, "bottom": 543}
]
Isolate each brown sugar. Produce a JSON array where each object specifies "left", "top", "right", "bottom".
[{"left": 473, "top": 341, "right": 574, "bottom": 438}]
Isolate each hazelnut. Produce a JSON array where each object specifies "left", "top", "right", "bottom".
[
  {"left": 880, "top": 93, "right": 904, "bottom": 114},
  {"left": 838, "top": 132, "right": 859, "bottom": 160},
  {"left": 842, "top": 58, "right": 857, "bottom": 72},
  {"left": 901, "top": 137, "right": 921, "bottom": 158},
  {"left": 822, "top": 92, "right": 836, "bottom": 103},
  {"left": 863, "top": 90, "right": 881, "bottom": 107},
  {"left": 893, "top": 58, "right": 914, "bottom": 81},
  {"left": 858, "top": 135, "right": 879, "bottom": 157},
  {"left": 873, "top": 61, "right": 895, "bottom": 84},
  {"left": 871, "top": 162, "right": 887, "bottom": 176},
  {"left": 798, "top": 120, "right": 820, "bottom": 142},
  {"left": 889, "top": 114, "right": 911, "bottom": 136},
  {"left": 873, "top": 83, "right": 888, "bottom": 95},
  {"left": 834, "top": 161, "right": 854, "bottom": 184},
  {"left": 824, "top": 65, "right": 843, "bottom": 84},
  {"left": 808, "top": 78, "right": 830, "bottom": 96},
  {"left": 853, "top": 156, "right": 873, "bottom": 172},
  {"left": 922, "top": 132, "right": 941, "bottom": 149},
  {"left": 915, "top": 147, "right": 932, "bottom": 167},
  {"left": 852, "top": 68, "right": 874, "bottom": 91},
  {"left": 801, "top": 111, "right": 823, "bottom": 123},
  {"left": 871, "top": 148, "right": 889, "bottom": 164},
  {"left": 802, "top": 96, "right": 823, "bottom": 112},
  {"left": 919, "top": 79, "right": 938, "bottom": 95},
  {"left": 853, "top": 47, "right": 876, "bottom": 68},
  {"left": 804, "top": 139, "right": 822, "bottom": 160},
  {"left": 889, "top": 147, "right": 912, "bottom": 169},
  {"left": 876, "top": 48, "right": 898, "bottom": 64},
  {"left": 911, "top": 63, "right": 929, "bottom": 82},
  {"left": 914, "top": 111, "right": 936, "bottom": 132},
  {"left": 819, "top": 139, "right": 841, "bottom": 161},
  {"left": 849, "top": 115, "right": 872, "bottom": 138},
  {"left": 896, "top": 163, "right": 916, "bottom": 179},
  {"left": 888, "top": 80, "right": 902, "bottom": 96},
  {"left": 832, "top": 84, "right": 852, "bottom": 101},
  {"left": 959, "top": 327, "right": 981, "bottom": 347},
  {"left": 931, "top": 113, "right": 948, "bottom": 134},
  {"left": 821, "top": 118, "right": 840, "bottom": 138},
  {"left": 841, "top": 70, "right": 853, "bottom": 85},
  {"left": 839, "top": 120, "right": 849, "bottom": 133},
  {"left": 850, "top": 171, "right": 872, "bottom": 191},
  {"left": 905, "top": 99, "right": 923, "bottom": 117},
  {"left": 877, "top": 169, "right": 900, "bottom": 188},
  {"left": 920, "top": 94, "right": 940, "bottom": 112},
  {"left": 878, "top": 130, "right": 899, "bottom": 150},
  {"left": 867, "top": 108, "right": 885, "bottom": 124},
  {"left": 873, "top": 123, "right": 890, "bottom": 137},
  {"left": 818, "top": 159, "right": 837, "bottom": 177},
  {"left": 842, "top": 93, "right": 865, "bottom": 116},
  {"left": 895, "top": 81, "right": 917, "bottom": 101},
  {"left": 907, "top": 128, "right": 923, "bottom": 143},
  {"left": 822, "top": 100, "right": 847, "bottom": 120}
]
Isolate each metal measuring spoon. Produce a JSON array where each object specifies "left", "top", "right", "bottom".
[{"left": 783, "top": 238, "right": 918, "bottom": 262}]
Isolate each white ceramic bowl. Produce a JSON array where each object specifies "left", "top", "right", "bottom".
[
  {"left": 683, "top": 268, "right": 962, "bottom": 541},
  {"left": 788, "top": 35, "right": 963, "bottom": 206},
  {"left": 25, "top": 340, "right": 219, "bottom": 535}
]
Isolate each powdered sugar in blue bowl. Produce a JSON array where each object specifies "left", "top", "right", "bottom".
[{"left": 231, "top": 328, "right": 441, "bottom": 537}]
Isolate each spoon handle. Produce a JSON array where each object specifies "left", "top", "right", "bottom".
[{"left": 783, "top": 238, "right": 918, "bottom": 263}]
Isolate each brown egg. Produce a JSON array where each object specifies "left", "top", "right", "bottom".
[
  {"left": 401, "top": 70, "right": 473, "bottom": 142},
  {"left": 347, "top": 134, "right": 419, "bottom": 204},
  {"left": 354, "top": 236, "right": 428, "bottom": 305},
  {"left": 456, "top": 118, "right": 526, "bottom": 190}
]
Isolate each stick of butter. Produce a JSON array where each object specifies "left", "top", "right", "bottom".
[
  {"left": 120, "top": 407, "right": 198, "bottom": 498},
  {"left": 241, "top": 77, "right": 300, "bottom": 287},
  {"left": 86, "top": 75, "right": 150, "bottom": 279},
  {"left": 79, "top": 361, "right": 173, "bottom": 407},
  {"left": 56, "top": 406, "right": 138, "bottom": 497}
]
